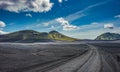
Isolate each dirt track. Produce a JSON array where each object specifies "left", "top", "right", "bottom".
[{"left": 29, "top": 44, "right": 120, "bottom": 72}]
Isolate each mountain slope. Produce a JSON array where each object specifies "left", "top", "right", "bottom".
[
  {"left": 0, "top": 30, "right": 50, "bottom": 42},
  {"left": 0, "top": 30, "right": 77, "bottom": 42},
  {"left": 95, "top": 32, "right": 120, "bottom": 40},
  {"left": 48, "top": 30, "right": 77, "bottom": 41}
]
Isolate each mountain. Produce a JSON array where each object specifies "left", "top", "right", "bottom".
[
  {"left": 0, "top": 30, "right": 50, "bottom": 42},
  {"left": 0, "top": 30, "right": 77, "bottom": 42},
  {"left": 48, "top": 30, "right": 77, "bottom": 41},
  {"left": 95, "top": 32, "right": 120, "bottom": 40}
]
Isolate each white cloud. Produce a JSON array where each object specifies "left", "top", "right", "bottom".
[
  {"left": 0, "top": 30, "right": 9, "bottom": 35},
  {"left": 63, "top": 25, "right": 78, "bottom": 31},
  {"left": 56, "top": 17, "right": 69, "bottom": 26},
  {"left": 58, "top": 0, "right": 62, "bottom": 3},
  {"left": 0, "top": 21, "right": 6, "bottom": 27},
  {"left": 25, "top": 13, "right": 32, "bottom": 17},
  {"left": 91, "top": 22, "right": 99, "bottom": 25},
  {"left": 104, "top": 23, "right": 114, "bottom": 29},
  {"left": 0, "top": 0, "right": 54, "bottom": 13},
  {"left": 58, "top": 0, "right": 67, "bottom": 3},
  {"left": 43, "top": 23, "right": 49, "bottom": 26},
  {"left": 78, "top": 22, "right": 115, "bottom": 31},
  {"left": 115, "top": 15, "right": 120, "bottom": 18},
  {"left": 0, "top": 21, "right": 9, "bottom": 35},
  {"left": 56, "top": 17, "right": 79, "bottom": 31}
]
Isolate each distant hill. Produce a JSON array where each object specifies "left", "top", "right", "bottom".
[
  {"left": 0, "top": 30, "right": 77, "bottom": 42},
  {"left": 95, "top": 32, "right": 120, "bottom": 40},
  {"left": 48, "top": 30, "right": 77, "bottom": 41}
]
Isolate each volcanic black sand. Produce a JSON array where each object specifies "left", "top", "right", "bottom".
[{"left": 0, "top": 42, "right": 120, "bottom": 72}]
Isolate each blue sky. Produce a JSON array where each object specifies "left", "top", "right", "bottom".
[{"left": 0, "top": 0, "right": 120, "bottom": 39}]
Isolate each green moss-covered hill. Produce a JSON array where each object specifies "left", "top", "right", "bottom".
[
  {"left": 0, "top": 30, "right": 77, "bottom": 42},
  {"left": 95, "top": 32, "right": 120, "bottom": 40},
  {"left": 48, "top": 30, "right": 77, "bottom": 41}
]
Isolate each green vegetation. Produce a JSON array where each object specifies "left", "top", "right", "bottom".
[
  {"left": 0, "top": 30, "right": 77, "bottom": 42},
  {"left": 95, "top": 32, "right": 120, "bottom": 40},
  {"left": 48, "top": 30, "right": 77, "bottom": 41}
]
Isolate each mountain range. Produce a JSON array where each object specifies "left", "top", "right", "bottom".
[
  {"left": 95, "top": 32, "right": 120, "bottom": 40},
  {"left": 0, "top": 30, "right": 120, "bottom": 42},
  {"left": 0, "top": 30, "right": 77, "bottom": 42}
]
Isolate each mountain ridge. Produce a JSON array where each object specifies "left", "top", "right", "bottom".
[
  {"left": 0, "top": 30, "right": 77, "bottom": 42},
  {"left": 95, "top": 32, "right": 120, "bottom": 40}
]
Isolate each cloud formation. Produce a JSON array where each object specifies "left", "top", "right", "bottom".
[
  {"left": 0, "top": 21, "right": 9, "bottom": 35},
  {"left": 43, "top": 23, "right": 49, "bottom": 26},
  {"left": 56, "top": 17, "right": 79, "bottom": 31},
  {"left": 63, "top": 25, "right": 78, "bottom": 31},
  {"left": 58, "top": 0, "right": 62, "bottom": 3},
  {"left": 0, "top": 0, "right": 53, "bottom": 13},
  {"left": 25, "top": 13, "right": 32, "bottom": 17},
  {"left": 66, "top": 0, "right": 110, "bottom": 21},
  {"left": 115, "top": 15, "right": 120, "bottom": 18},
  {"left": 0, "top": 21, "right": 6, "bottom": 27},
  {"left": 104, "top": 23, "right": 114, "bottom": 29},
  {"left": 0, "top": 30, "right": 9, "bottom": 35}
]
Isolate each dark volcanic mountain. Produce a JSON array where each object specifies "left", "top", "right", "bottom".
[
  {"left": 0, "top": 30, "right": 77, "bottom": 42},
  {"left": 95, "top": 32, "right": 120, "bottom": 40}
]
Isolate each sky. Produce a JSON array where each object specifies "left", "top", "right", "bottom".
[{"left": 0, "top": 0, "right": 120, "bottom": 39}]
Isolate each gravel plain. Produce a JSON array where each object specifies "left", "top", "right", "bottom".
[{"left": 0, "top": 42, "right": 120, "bottom": 72}]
